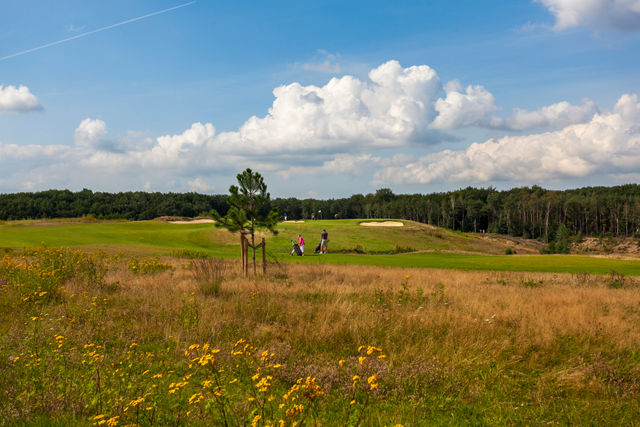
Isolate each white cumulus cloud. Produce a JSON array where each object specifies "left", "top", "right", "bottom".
[
  {"left": 430, "top": 81, "right": 497, "bottom": 130},
  {"left": 147, "top": 122, "right": 215, "bottom": 167},
  {"left": 74, "top": 118, "right": 108, "bottom": 148},
  {"left": 209, "top": 60, "right": 447, "bottom": 154},
  {"left": 0, "top": 85, "right": 42, "bottom": 113},
  {"left": 491, "top": 98, "right": 598, "bottom": 130},
  {"left": 373, "top": 93, "right": 640, "bottom": 185},
  {"left": 537, "top": 0, "right": 640, "bottom": 31}
]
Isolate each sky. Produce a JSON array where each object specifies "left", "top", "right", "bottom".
[{"left": 1, "top": 0, "right": 640, "bottom": 198}]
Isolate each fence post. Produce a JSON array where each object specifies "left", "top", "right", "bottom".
[
  {"left": 262, "top": 237, "right": 266, "bottom": 275},
  {"left": 243, "top": 235, "right": 249, "bottom": 276},
  {"left": 241, "top": 234, "right": 250, "bottom": 277},
  {"left": 240, "top": 234, "right": 245, "bottom": 276}
]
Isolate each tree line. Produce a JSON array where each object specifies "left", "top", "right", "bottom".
[
  {"left": 2, "top": 185, "right": 640, "bottom": 241},
  {"left": 0, "top": 189, "right": 227, "bottom": 221}
]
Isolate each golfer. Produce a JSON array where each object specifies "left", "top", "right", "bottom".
[{"left": 320, "top": 229, "right": 328, "bottom": 254}]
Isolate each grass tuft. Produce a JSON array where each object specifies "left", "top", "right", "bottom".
[{"left": 191, "top": 257, "right": 228, "bottom": 297}]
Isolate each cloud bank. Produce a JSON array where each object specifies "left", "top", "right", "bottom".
[
  {"left": 537, "top": 0, "right": 640, "bottom": 32},
  {"left": 490, "top": 98, "right": 598, "bottom": 130},
  {"left": 1, "top": 61, "right": 638, "bottom": 193},
  {"left": 373, "top": 93, "right": 640, "bottom": 185}
]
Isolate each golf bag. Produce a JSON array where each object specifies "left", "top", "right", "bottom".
[
  {"left": 290, "top": 240, "right": 303, "bottom": 256},
  {"left": 314, "top": 242, "right": 322, "bottom": 254}
]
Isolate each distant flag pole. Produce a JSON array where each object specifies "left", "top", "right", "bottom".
[{"left": 0, "top": 1, "right": 196, "bottom": 62}]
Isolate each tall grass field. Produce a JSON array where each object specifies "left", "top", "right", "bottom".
[{"left": 1, "top": 219, "right": 639, "bottom": 425}]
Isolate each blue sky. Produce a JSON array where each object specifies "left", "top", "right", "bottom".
[{"left": 1, "top": 0, "right": 640, "bottom": 198}]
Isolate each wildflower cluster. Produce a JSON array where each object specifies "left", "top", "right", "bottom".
[
  {"left": 168, "top": 338, "right": 329, "bottom": 426},
  {"left": 0, "top": 247, "right": 106, "bottom": 301},
  {"left": 128, "top": 257, "right": 171, "bottom": 274},
  {"left": 1, "top": 249, "right": 399, "bottom": 425},
  {"left": 340, "top": 345, "right": 388, "bottom": 425}
]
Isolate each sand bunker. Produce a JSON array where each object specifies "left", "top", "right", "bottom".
[
  {"left": 283, "top": 220, "right": 305, "bottom": 223},
  {"left": 169, "top": 219, "right": 215, "bottom": 224},
  {"left": 360, "top": 221, "right": 404, "bottom": 227}
]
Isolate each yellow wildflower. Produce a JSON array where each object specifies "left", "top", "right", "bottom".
[{"left": 188, "top": 393, "right": 203, "bottom": 405}]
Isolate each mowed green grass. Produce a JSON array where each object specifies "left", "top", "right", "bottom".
[{"left": 2, "top": 218, "right": 640, "bottom": 275}]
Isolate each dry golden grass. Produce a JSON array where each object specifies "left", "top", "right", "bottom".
[
  {"left": 4, "top": 250, "right": 640, "bottom": 424},
  {"left": 95, "top": 260, "right": 640, "bottom": 364}
]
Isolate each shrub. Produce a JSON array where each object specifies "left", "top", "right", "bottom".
[
  {"left": 552, "top": 223, "right": 571, "bottom": 254},
  {"left": 520, "top": 279, "right": 542, "bottom": 288},
  {"left": 352, "top": 244, "right": 365, "bottom": 254},
  {"left": 607, "top": 270, "right": 626, "bottom": 289},
  {"left": 170, "top": 248, "right": 209, "bottom": 259},
  {"left": 192, "top": 258, "right": 228, "bottom": 297},
  {"left": 392, "top": 244, "right": 414, "bottom": 254}
]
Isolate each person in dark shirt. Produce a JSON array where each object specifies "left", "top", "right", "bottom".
[{"left": 320, "top": 229, "right": 328, "bottom": 254}]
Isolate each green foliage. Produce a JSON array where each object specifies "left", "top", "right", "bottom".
[
  {"left": 352, "top": 244, "right": 365, "bottom": 254},
  {"left": 505, "top": 248, "right": 516, "bottom": 255},
  {"left": 544, "top": 223, "right": 571, "bottom": 254},
  {"left": 169, "top": 248, "right": 209, "bottom": 258},
  {"left": 392, "top": 244, "right": 414, "bottom": 254},
  {"left": 520, "top": 279, "right": 543, "bottom": 288},
  {"left": 211, "top": 169, "right": 279, "bottom": 274},
  {"left": 553, "top": 223, "right": 571, "bottom": 254},
  {"left": 431, "top": 282, "right": 448, "bottom": 305},
  {"left": 211, "top": 168, "right": 279, "bottom": 236},
  {"left": 0, "top": 188, "right": 228, "bottom": 221},
  {"left": 0, "top": 247, "right": 107, "bottom": 302},
  {"left": 372, "top": 275, "right": 426, "bottom": 308},
  {"left": 180, "top": 294, "right": 200, "bottom": 329},
  {"left": 606, "top": 270, "right": 626, "bottom": 289}
]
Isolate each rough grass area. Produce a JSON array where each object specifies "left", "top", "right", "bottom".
[{"left": 1, "top": 248, "right": 640, "bottom": 425}]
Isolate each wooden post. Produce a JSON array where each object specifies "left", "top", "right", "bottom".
[
  {"left": 243, "top": 235, "right": 249, "bottom": 276},
  {"left": 261, "top": 237, "right": 266, "bottom": 275},
  {"left": 240, "top": 234, "right": 246, "bottom": 276}
]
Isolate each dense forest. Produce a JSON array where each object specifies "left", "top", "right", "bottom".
[{"left": 2, "top": 185, "right": 640, "bottom": 242}]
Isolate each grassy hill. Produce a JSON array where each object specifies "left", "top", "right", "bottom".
[
  {"left": 0, "top": 218, "right": 541, "bottom": 255},
  {"left": 1, "top": 218, "right": 640, "bottom": 275}
]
